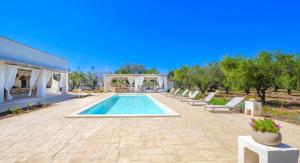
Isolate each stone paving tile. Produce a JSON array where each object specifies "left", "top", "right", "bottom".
[{"left": 0, "top": 93, "right": 299, "bottom": 163}]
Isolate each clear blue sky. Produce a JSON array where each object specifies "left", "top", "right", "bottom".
[{"left": 1, "top": 0, "right": 299, "bottom": 73}]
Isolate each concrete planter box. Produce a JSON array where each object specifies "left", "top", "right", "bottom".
[{"left": 245, "top": 101, "right": 262, "bottom": 116}]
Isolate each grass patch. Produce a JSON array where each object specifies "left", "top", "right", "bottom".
[
  {"left": 262, "top": 106, "right": 300, "bottom": 125},
  {"left": 195, "top": 93, "right": 205, "bottom": 100},
  {"left": 209, "top": 97, "right": 228, "bottom": 105}
]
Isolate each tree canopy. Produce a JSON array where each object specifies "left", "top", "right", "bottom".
[
  {"left": 69, "top": 52, "right": 300, "bottom": 103},
  {"left": 168, "top": 51, "right": 300, "bottom": 103},
  {"left": 274, "top": 52, "right": 298, "bottom": 94},
  {"left": 69, "top": 71, "right": 86, "bottom": 90},
  {"left": 171, "top": 64, "right": 223, "bottom": 93},
  {"left": 115, "top": 64, "right": 160, "bottom": 74}
]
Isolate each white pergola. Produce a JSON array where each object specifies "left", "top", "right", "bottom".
[
  {"left": 103, "top": 74, "right": 168, "bottom": 93},
  {"left": 0, "top": 37, "right": 69, "bottom": 104}
]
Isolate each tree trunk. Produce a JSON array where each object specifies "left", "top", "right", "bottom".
[
  {"left": 261, "top": 90, "right": 266, "bottom": 103},
  {"left": 274, "top": 86, "right": 279, "bottom": 92},
  {"left": 287, "top": 89, "right": 291, "bottom": 95},
  {"left": 256, "top": 89, "right": 266, "bottom": 103},
  {"left": 178, "top": 82, "right": 182, "bottom": 88},
  {"left": 200, "top": 88, "right": 205, "bottom": 94},
  {"left": 208, "top": 86, "right": 213, "bottom": 92},
  {"left": 244, "top": 89, "right": 250, "bottom": 95},
  {"left": 225, "top": 87, "right": 229, "bottom": 94},
  {"left": 75, "top": 83, "right": 80, "bottom": 89},
  {"left": 69, "top": 82, "right": 74, "bottom": 90}
]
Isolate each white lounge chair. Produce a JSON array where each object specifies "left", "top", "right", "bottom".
[
  {"left": 204, "top": 97, "right": 245, "bottom": 112},
  {"left": 178, "top": 91, "right": 192, "bottom": 99},
  {"left": 175, "top": 89, "right": 189, "bottom": 99},
  {"left": 179, "top": 90, "right": 199, "bottom": 102},
  {"left": 164, "top": 88, "right": 174, "bottom": 96},
  {"left": 167, "top": 88, "right": 180, "bottom": 97},
  {"left": 188, "top": 92, "right": 216, "bottom": 105}
]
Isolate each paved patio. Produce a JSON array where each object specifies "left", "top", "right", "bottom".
[{"left": 0, "top": 93, "right": 299, "bottom": 163}]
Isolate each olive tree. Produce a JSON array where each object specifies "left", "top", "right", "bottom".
[
  {"left": 189, "top": 66, "right": 210, "bottom": 93},
  {"left": 145, "top": 68, "right": 160, "bottom": 74},
  {"left": 205, "top": 63, "right": 224, "bottom": 92},
  {"left": 115, "top": 64, "right": 160, "bottom": 74},
  {"left": 220, "top": 56, "right": 238, "bottom": 93},
  {"left": 173, "top": 66, "right": 192, "bottom": 88},
  {"left": 167, "top": 70, "right": 175, "bottom": 81},
  {"left": 115, "top": 64, "right": 147, "bottom": 74},
  {"left": 69, "top": 71, "right": 86, "bottom": 90},
  {"left": 274, "top": 53, "right": 298, "bottom": 94},
  {"left": 220, "top": 52, "right": 275, "bottom": 102},
  {"left": 85, "top": 72, "right": 99, "bottom": 90},
  {"left": 252, "top": 52, "right": 276, "bottom": 103},
  {"left": 220, "top": 56, "right": 253, "bottom": 94},
  {"left": 297, "top": 55, "right": 300, "bottom": 89}
]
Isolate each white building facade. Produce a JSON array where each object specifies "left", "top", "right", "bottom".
[{"left": 0, "top": 37, "right": 69, "bottom": 105}]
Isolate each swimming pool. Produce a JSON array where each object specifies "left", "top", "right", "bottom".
[{"left": 68, "top": 94, "right": 179, "bottom": 117}]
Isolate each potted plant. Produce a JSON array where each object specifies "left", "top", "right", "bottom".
[{"left": 249, "top": 118, "right": 282, "bottom": 146}]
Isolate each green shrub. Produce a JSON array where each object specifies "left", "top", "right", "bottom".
[
  {"left": 42, "top": 103, "right": 49, "bottom": 108},
  {"left": 236, "top": 101, "right": 245, "bottom": 113},
  {"left": 27, "top": 102, "right": 33, "bottom": 109},
  {"left": 95, "top": 88, "right": 104, "bottom": 93},
  {"left": 9, "top": 106, "right": 24, "bottom": 115},
  {"left": 249, "top": 118, "right": 281, "bottom": 133},
  {"left": 209, "top": 97, "right": 227, "bottom": 105}
]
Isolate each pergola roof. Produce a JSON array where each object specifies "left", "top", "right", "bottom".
[
  {"left": 104, "top": 74, "right": 166, "bottom": 80},
  {"left": 104, "top": 74, "right": 166, "bottom": 77}
]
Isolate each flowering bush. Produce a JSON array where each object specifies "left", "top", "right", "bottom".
[{"left": 249, "top": 118, "right": 281, "bottom": 133}]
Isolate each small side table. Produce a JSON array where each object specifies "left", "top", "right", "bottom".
[
  {"left": 245, "top": 101, "right": 262, "bottom": 116},
  {"left": 238, "top": 136, "right": 299, "bottom": 163}
]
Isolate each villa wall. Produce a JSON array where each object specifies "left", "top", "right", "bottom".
[{"left": 0, "top": 37, "right": 69, "bottom": 105}]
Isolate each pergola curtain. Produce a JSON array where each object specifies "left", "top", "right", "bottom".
[
  {"left": 28, "top": 69, "right": 41, "bottom": 96},
  {"left": 46, "top": 71, "right": 53, "bottom": 84},
  {"left": 104, "top": 75, "right": 167, "bottom": 93},
  {"left": 134, "top": 77, "right": 144, "bottom": 92},
  {"left": 127, "top": 77, "right": 135, "bottom": 87},
  {"left": 137, "top": 77, "right": 144, "bottom": 87},
  {"left": 157, "top": 76, "right": 164, "bottom": 88},
  {"left": 59, "top": 73, "right": 63, "bottom": 88},
  {"left": 4, "top": 65, "right": 18, "bottom": 100}
]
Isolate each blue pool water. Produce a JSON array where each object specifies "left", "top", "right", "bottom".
[{"left": 79, "top": 95, "right": 166, "bottom": 115}]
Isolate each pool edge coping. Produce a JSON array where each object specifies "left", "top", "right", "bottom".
[{"left": 66, "top": 93, "right": 180, "bottom": 118}]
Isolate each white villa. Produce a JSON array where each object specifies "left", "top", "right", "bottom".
[
  {"left": 0, "top": 37, "right": 299, "bottom": 163},
  {"left": 0, "top": 37, "right": 69, "bottom": 111},
  {"left": 103, "top": 74, "right": 169, "bottom": 93}
]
